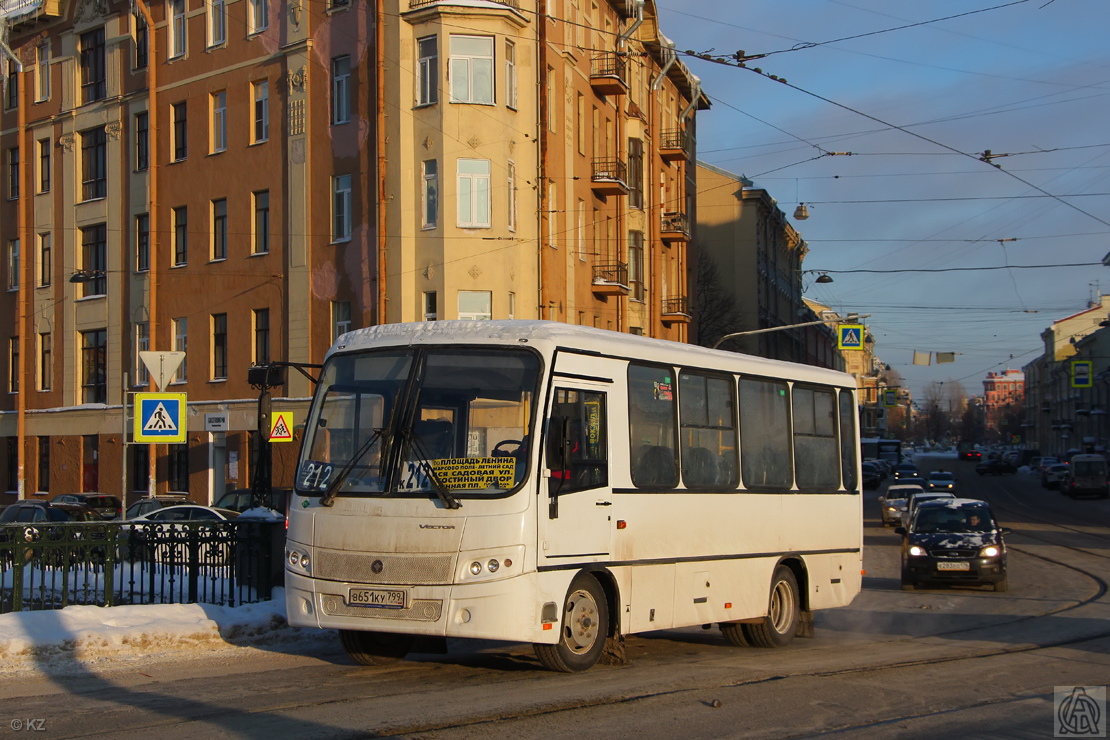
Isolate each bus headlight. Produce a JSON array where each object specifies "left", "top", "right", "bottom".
[
  {"left": 286, "top": 546, "right": 311, "bottom": 575},
  {"left": 980, "top": 545, "right": 1001, "bottom": 558},
  {"left": 458, "top": 546, "right": 524, "bottom": 582}
]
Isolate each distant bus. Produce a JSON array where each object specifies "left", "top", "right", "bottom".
[
  {"left": 285, "top": 321, "right": 863, "bottom": 672},
  {"left": 862, "top": 437, "right": 902, "bottom": 465}
]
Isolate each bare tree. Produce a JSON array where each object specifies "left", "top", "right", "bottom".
[{"left": 691, "top": 250, "right": 744, "bottom": 349}]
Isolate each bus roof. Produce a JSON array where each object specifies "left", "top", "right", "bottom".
[{"left": 331, "top": 320, "right": 856, "bottom": 387}]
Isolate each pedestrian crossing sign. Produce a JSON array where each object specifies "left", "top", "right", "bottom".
[
  {"left": 838, "top": 324, "right": 865, "bottom": 351},
  {"left": 269, "top": 411, "right": 295, "bottom": 443},
  {"left": 134, "top": 393, "right": 187, "bottom": 443}
]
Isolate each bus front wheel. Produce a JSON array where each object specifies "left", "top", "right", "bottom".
[
  {"left": 339, "top": 629, "right": 413, "bottom": 666},
  {"left": 534, "top": 573, "right": 608, "bottom": 673},
  {"left": 743, "top": 565, "right": 800, "bottom": 648}
]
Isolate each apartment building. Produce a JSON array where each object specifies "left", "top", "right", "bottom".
[{"left": 0, "top": 0, "right": 706, "bottom": 503}]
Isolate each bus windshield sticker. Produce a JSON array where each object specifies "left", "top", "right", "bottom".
[
  {"left": 398, "top": 457, "right": 517, "bottom": 491},
  {"left": 299, "top": 460, "right": 334, "bottom": 491},
  {"left": 654, "top": 381, "right": 673, "bottom": 401}
]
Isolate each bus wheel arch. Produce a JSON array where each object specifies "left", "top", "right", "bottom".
[{"left": 534, "top": 569, "right": 615, "bottom": 672}]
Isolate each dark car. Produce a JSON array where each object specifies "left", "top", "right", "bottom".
[
  {"left": 0, "top": 500, "right": 104, "bottom": 523},
  {"left": 892, "top": 463, "right": 920, "bottom": 481},
  {"left": 50, "top": 493, "right": 123, "bottom": 520},
  {"left": 125, "top": 494, "right": 191, "bottom": 520},
  {"left": 976, "top": 459, "right": 1016, "bottom": 476},
  {"left": 216, "top": 488, "right": 292, "bottom": 514},
  {"left": 861, "top": 463, "right": 883, "bottom": 490},
  {"left": 896, "top": 498, "right": 1009, "bottom": 592},
  {"left": 959, "top": 449, "right": 982, "bottom": 461}
]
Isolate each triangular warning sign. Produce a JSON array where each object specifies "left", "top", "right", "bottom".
[
  {"left": 269, "top": 412, "right": 293, "bottom": 441},
  {"left": 143, "top": 402, "right": 178, "bottom": 432}
]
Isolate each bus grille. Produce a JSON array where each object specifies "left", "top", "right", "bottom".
[
  {"left": 321, "top": 595, "right": 443, "bottom": 622},
  {"left": 314, "top": 550, "right": 455, "bottom": 584}
]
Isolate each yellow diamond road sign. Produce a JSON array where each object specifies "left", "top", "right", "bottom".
[
  {"left": 134, "top": 393, "right": 187, "bottom": 443},
  {"left": 269, "top": 411, "right": 294, "bottom": 443}
]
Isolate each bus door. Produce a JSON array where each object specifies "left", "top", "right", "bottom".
[{"left": 539, "top": 385, "right": 611, "bottom": 559}]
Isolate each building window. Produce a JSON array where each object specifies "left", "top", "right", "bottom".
[
  {"left": 80, "top": 224, "right": 107, "bottom": 297},
  {"left": 332, "top": 55, "right": 351, "bottom": 124},
  {"left": 35, "top": 42, "right": 50, "bottom": 102},
  {"left": 417, "top": 36, "right": 438, "bottom": 106},
  {"left": 249, "top": 0, "right": 268, "bottom": 33},
  {"left": 458, "top": 291, "right": 492, "bottom": 320},
  {"left": 7, "top": 147, "right": 18, "bottom": 200},
  {"left": 253, "top": 308, "right": 270, "bottom": 364},
  {"left": 628, "top": 230, "right": 644, "bottom": 301},
  {"left": 253, "top": 190, "right": 270, "bottom": 254},
  {"left": 37, "top": 233, "right": 50, "bottom": 287},
  {"left": 211, "top": 91, "right": 227, "bottom": 153},
  {"left": 79, "top": 27, "right": 106, "bottom": 103},
  {"left": 80, "top": 329, "right": 107, "bottom": 403},
  {"left": 172, "top": 102, "right": 187, "bottom": 161},
  {"left": 3, "top": 60, "right": 16, "bottom": 109},
  {"left": 331, "top": 301, "right": 351, "bottom": 341},
  {"left": 134, "top": 322, "right": 149, "bottom": 386},
  {"left": 333, "top": 174, "right": 352, "bottom": 241},
  {"left": 38, "top": 437, "right": 50, "bottom": 492},
  {"left": 173, "top": 318, "right": 188, "bottom": 382},
  {"left": 38, "top": 138, "right": 50, "bottom": 193},
  {"left": 423, "top": 292, "right": 437, "bottom": 321},
  {"left": 252, "top": 81, "right": 269, "bottom": 143},
  {"left": 508, "top": 291, "right": 515, "bottom": 319},
  {"left": 211, "top": 198, "right": 227, "bottom": 260},
  {"left": 421, "top": 159, "right": 438, "bottom": 229},
  {"left": 133, "top": 11, "right": 148, "bottom": 69},
  {"left": 38, "top": 332, "right": 51, "bottom": 391},
  {"left": 135, "top": 213, "right": 150, "bottom": 271},
  {"left": 135, "top": 112, "right": 149, "bottom": 171},
  {"left": 212, "top": 313, "right": 227, "bottom": 380},
  {"left": 168, "top": 445, "right": 189, "bottom": 492},
  {"left": 4, "top": 439, "right": 14, "bottom": 491},
  {"left": 628, "top": 138, "right": 643, "bottom": 209},
  {"left": 457, "top": 159, "right": 490, "bottom": 228},
  {"left": 507, "top": 160, "right": 516, "bottom": 232},
  {"left": 170, "top": 0, "right": 186, "bottom": 57},
  {"left": 208, "top": 0, "right": 226, "bottom": 47},
  {"left": 504, "top": 40, "right": 516, "bottom": 110},
  {"left": 173, "top": 207, "right": 188, "bottom": 265},
  {"left": 81, "top": 127, "right": 107, "bottom": 201},
  {"left": 449, "top": 35, "right": 494, "bottom": 104},
  {"left": 6, "top": 239, "right": 17, "bottom": 291},
  {"left": 8, "top": 337, "right": 18, "bottom": 393}
]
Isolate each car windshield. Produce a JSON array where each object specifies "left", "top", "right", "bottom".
[
  {"left": 914, "top": 505, "right": 993, "bottom": 533},
  {"left": 1073, "top": 460, "right": 1105, "bottom": 476},
  {"left": 298, "top": 346, "right": 540, "bottom": 501}
]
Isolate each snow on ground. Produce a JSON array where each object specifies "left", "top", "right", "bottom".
[{"left": 0, "top": 589, "right": 334, "bottom": 677}]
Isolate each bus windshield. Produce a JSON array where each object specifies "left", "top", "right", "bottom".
[{"left": 296, "top": 346, "right": 540, "bottom": 501}]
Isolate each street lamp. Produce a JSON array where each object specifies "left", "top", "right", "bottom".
[{"left": 712, "top": 313, "right": 870, "bottom": 350}]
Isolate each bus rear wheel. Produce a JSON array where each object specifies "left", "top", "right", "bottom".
[
  {"left": 534, "top": 573, "right": 608, "bottom": 673},
  {"left": 339, "top": 629, "right": 413, "bottom": 666},
  {"left": 743, "top": 565, "right": 800, "bottom": 648}
]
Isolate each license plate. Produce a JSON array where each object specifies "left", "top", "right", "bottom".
[
  {"left": 347, "top": 587, "right": 408, "bottom": 609},
  {"left": 936, "top": 561, "right": 970, "bottom": 571}
]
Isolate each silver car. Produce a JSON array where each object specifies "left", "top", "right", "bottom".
[{"left": 879, "top": 484, "right": 924, "bottom": 527}]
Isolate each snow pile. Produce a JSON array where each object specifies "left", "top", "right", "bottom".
[{"left": 0, "top": 590, "right": 331, "bottom": 675}]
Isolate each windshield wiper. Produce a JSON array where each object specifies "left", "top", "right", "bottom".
[
  {"left": 320, "top": 428, "right": 384, "bottom": 508},
  {"left": 400, "top": 428, "right": 461, "bottom": 510}
]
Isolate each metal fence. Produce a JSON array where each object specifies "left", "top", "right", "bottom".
[{"left": 0, "top": 520, "right": 284, "bottom": 613}]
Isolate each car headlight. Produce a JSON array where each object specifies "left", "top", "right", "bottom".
[
  {"left": 980, "top": 545, "right": 1001, "bottom": 558},
  {"left": 285, "top": 546, "right": 311, "bottom": 576},
  {"left": 908, "top": 545, "right": 927, "bottom": 557}
]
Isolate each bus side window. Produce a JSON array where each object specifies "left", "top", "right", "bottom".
[{"left": 547, "top": 391, "right": 608, "bottom": 494}]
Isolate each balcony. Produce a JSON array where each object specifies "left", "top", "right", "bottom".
[
  {"left": 592, "top": 262, "right": 630, "bottom": 297},
  {"left": 590, "top": 53, "right": 629, "bottom": 96},
  {"left": 659, "top": 129, "right": 690, "bottom": 162},
  {"left": 591, "top": 158, "right": 628, "bottom": 197},
  {"left": 660, "top": 211, "right": 690, "bottom": 243},
  {"left": 410, "top": 0, "right": 519, "bottom": 8},
  {"left": 661, "top": 296, "right": 691, "bottom": 325}
]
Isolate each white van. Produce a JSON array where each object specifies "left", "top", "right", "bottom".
[{"left": 1065, "top": 454, "right": 1109, "bottom": 498}]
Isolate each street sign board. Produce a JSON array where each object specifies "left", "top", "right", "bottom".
[
  {"left": 134, "top": 393, "right": 187, "bottom": 443},
  {"left": 205, "top": 413, "right": 229, "bottom": 432},
  {"left": 838, "top": 324, "right": 865, "bottom": 351},
  {"left": 883, "top": 389, "right": 898, "bottom": 407},
  {"left": 1072, "top": 360, "right": 1093, "bottom": 388},
  {"left": 139, "top": 351, "right": 186, "bottom": 391},
  {"left": 269, "top": 411, "right": 294, "bottom": 442}
]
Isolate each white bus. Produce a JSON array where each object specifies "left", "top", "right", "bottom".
[{"left": 285, "top": 321, "right": 862, "bottom": 672}]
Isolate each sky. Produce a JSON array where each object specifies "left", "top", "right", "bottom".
[{"left": 653, "top": 0, "right": 1110, "bottom": 401}]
